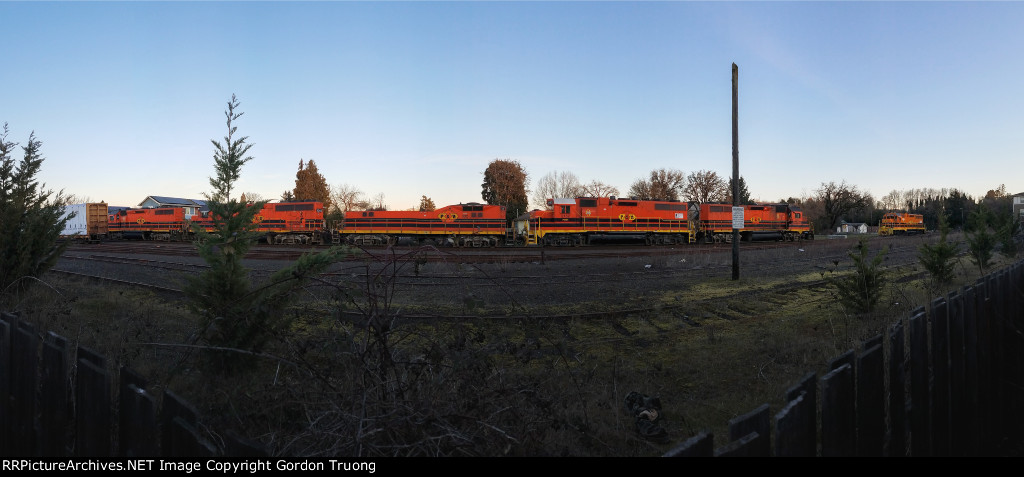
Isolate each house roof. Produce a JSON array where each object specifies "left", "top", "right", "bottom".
[{"left": 138, "top": 196, "right": 208, "bottom": 208}]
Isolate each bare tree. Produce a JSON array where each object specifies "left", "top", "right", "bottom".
[
  {"left": 581, "top": 180, "right": 619, "bottom": 199},
  {"left": 815, "top": 180, "right": 872, "bottom": 231},
  {"left": 531, "top": 170, "right": 584, "bottom": 209},
  {"left": 879, "top": 189, "right": 902, "bottom": 211},
  {"left": 62, "top": 193, "right": 93, "bottom": 206},
  {"left": 418, "top": 195, "right": 436, "bottom": 212},
  {"left": 331, "top": 183, "right": 365, "bottom": 214},
  {"left": 683, "top": 170, "right": 727, "bottom": 205},
  {"left": 627, "top": 168, "right": 686, "bottom": 201},
  {"left": 369, "top": 192, "right": 387, "bottom": 211},
  {"left": 240, "top": 192, "right": 264, "bottom": 203}
]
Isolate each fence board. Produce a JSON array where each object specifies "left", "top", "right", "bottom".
[
  {"left": 976, "top": 279, "right": 994, "bottom": 450},
  {"left": 821, "top": 364, "right": 854, "bottom": 457},
  {"left": 714, "top": 431, "right": 759, "bottom": 457},
  {"left": 1012, "top": 264, "right": 1024, "bottom": 436},
  {"left": 40, "top": 332, "right": 69, "bottom": 457},
  {"left": 888, "top": 319, "right": 907, "bottom": 457},
  {"left": 785, "top": 371, "right": 817, "bottom": 456},
  {"left": 774, "top": 394, "right": 813, "bottom": 457},
  {"left": 162, "top": 390, "right": 201, "bottom": 457},
  {"left": 75, "top": 353, "right": 111, "bottom": 456},
  {"left": 962, "top": 285, "right": 980, "bottom": 457},
  {"left": 168, "top": 416, "right": 217, "bottom": 457},
  {"left": 120, "top": 383, "right": 158, "bottom": 457},
  {"left": 856, "top": 344, "right": 884, "bottom": 457},
  {"left": 663, "top": 431, "right": 713, "bottom": 457},
  {"left": 992, "top": 270, "right": 1008, "bottom": 444},
  {"left": 909, "top": 308, "right": 930, "bottom": 456},
  {"left": 11, "top": 320, "right": 38, "bottom": 456},
  {"left": 0, "top": 314, "right": 9, "bottom": 457},
  {"left": 119, "top": 367, "right": 158, "bottom": 457},
  {"left": 728, "top": 403, "right": 770, "bottom": 457},
  {"left": 930, "top": 297, "right": 950, "bottom": 456},
  {"left": 947, "top": 290, "right": 966, "bottom": 456},
  {"left": 829, "top": 349, "right": 855, "bottom": 373}
]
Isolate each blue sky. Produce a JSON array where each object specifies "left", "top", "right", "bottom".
[{"left": 2, "top": 1, "right": 1021, "bottom": 211}]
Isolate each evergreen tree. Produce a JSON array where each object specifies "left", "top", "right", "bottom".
[
  {"left": 185, "top": 95, "right": 345, "bottom": 373},
  {"left": 918, "top": 212, "right": 961, "bottom": 289},
  {"left": 0, "top": 123, "right": 71, "bottom": 301},
  {"left": 481, "top": 158, "right": 529, "bottom": 223},
  {"left": 965, "top": 207, "right": 996, "bottom": 275},
  {"left": 997, "top": 216, "right": 1020, "bottom": 259},
  {"left": 725, "top": 176, "right": 752, "bottom": 205},
  {"left": 292, "top": 159, "right": 332, "bottom": 211},
  {"left": 834, "top": 237, "right": 888, "bottom": 314}
]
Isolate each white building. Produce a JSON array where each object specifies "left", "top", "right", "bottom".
[{"left": 837, "top": 222, "right": 868, "bottom": 234}]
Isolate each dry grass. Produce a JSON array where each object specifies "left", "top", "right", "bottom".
[{"left": 4, "top": 235, "right": 1019, "bottom": 457}]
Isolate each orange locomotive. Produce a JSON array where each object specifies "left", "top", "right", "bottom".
[
  {"left": 250, "top": 201, "right": 326, "bottom": 244},
  {"left": 878, "top": 212, "right": 925, "bottom": 236},
  {"left": 697, "top": 203, "right": 813, "bottom": 243},
  {"left": 520, "top": 197, "right": 696, "bottom": 246},
  {"left": 108, "top": 201, "right": 327, "bottom": 244},
  {"left": 108, "top": 206, "right": 193, "bottom": 241},
  {"left": 339, "top": 202, "right": 507, "bottom": 247}
]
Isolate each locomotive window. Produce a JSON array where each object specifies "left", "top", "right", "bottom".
[
  {"left": 560, "top": 206, "right": 570, "bottom": 214},
  {"left": 711, "top": 205, "right": 729, "bottom": 213},
  {"left": 580, "top": 199, "right": 597, "bottom": 208},
  {"left": 155, "top": 209, "right": 173, "bottom": 215},
  {"left": 618, "top": 201, "right": 637, "bottom": 207},
  {"left": 463, "top": 205, "right": 483, "bottom": 212},
  {"left": 795, "top": 213, "right": 801, "bottom": 218},
  {"left": 654, "top": 204, "right": 687, "bottom": 211}
]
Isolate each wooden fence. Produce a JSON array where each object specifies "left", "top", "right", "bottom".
[
  {"left": 665, "top": 259, "right": 1024, "bottom": 456},
  {"left": 2, "top": 260, "right": 1022, "bottom": 457},
  {"left": 0, "top": 312, "right": 267, "bottom": 457}
]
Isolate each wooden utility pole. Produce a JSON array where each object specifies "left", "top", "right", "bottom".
[{"left": 732, "top": 63, "right": 740, "bottom": 280}]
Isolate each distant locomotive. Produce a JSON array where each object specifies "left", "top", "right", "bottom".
[
  {"left": 696, "top": 202, "right": 813, "bottom": 243},
  {"left": 514, "top": 197, "right": 814, "bottom": 246},
  {"left": 339, "top": 203, "right": 507, "bottom": 247},
  {"left": 105, "top": 201, "right": 327, "bottom": 244},
  {"left": 518, "top": 196, "right": 694, "bottom": 246},
  {"left": 878, "top": 212, "right": 925, "bottom": 236}
]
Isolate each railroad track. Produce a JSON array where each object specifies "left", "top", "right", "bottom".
[
  {"left": 53, "top": 234, "right": 939, "bottom": 321},
  {"left": 65, "top": 237, "right": 821, "bottom": 263}
]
